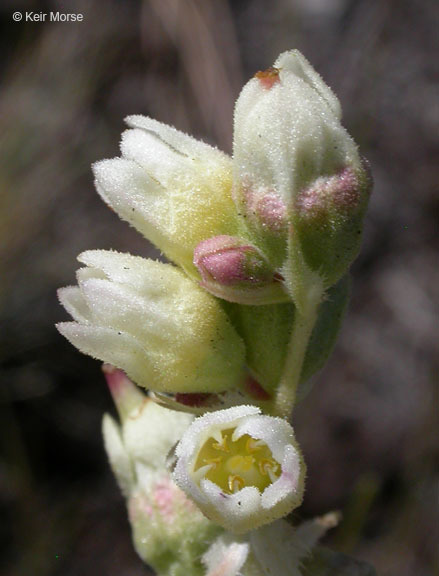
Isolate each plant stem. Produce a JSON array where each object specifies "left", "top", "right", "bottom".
[{"left": 271, "top": 283, "right": 323, "bottom": 419}]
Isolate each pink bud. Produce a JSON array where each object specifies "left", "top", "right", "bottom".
[
  {"left": 193, "top": 236, "right": 287, "bottom": 305},
  {"left": 194, "top": 236, "right": 271, "bottom": 286}
]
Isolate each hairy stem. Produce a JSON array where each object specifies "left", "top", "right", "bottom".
[{"left": 271, "top": 283, "right": 323, "bottom": 419}]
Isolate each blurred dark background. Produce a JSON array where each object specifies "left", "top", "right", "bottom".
[{"left": 0, "top": 0, "right": 438, "bottom": 575}]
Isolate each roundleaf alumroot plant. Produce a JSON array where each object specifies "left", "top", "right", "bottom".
[{"left": 58, "top": 50, "right": 376, "bottom": 576}]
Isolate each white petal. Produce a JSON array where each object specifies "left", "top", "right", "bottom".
[
  {"left": 76, "top": 266, "right": 106, "bottom": 285},
  {"left": 79, "top": 277, "right": 174, "bottom": 341},
  {"left": 233, "top": 51, "right": 359, "bottom": 206},
  {"left": 78, "top": 250, "right": 183, "bottom": 295},
  {"left": 123, "top": 400, "right": 193, "bottom": 471},
  {"left": 261, "top": 445, "right": 304, "bottom": 509},
  {"left": 203, "top": 535, "right": 250, "bottom": 576},
  {"left": 125, "top": 115, "right": 228, "bottom": 160},
  {"left": 56, "top": 322, "right": 152, "bottom": 389},
  {"left": 174, "top": 405, "right": 261, "bottom": 464},
  {"left": 233, "top": 414, "right": 295, "bottom": 463},
  {"left": 92, "top": 158, "right": 171, "bottom": 246},
  {"left": 201, "top": 480, "right": 262, "bottom": 534},
  {"left": 57, "top": 286, "right": 92, "bottom": 323},
  {"left": 275, "top": 50, "right": 341, "bottom": 118},
  {"left": 173, "top": 406, "right": 305, "bottom": 533},
  {"left": 121, "top": 128, "right": 190, "bottom": 188}
]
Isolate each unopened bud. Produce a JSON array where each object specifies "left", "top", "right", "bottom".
[
  {"left": 233, "top": 50, "right": 371, "bottom": 304},
  {"left": 102, "top": 364, "right": 145, "bottom": 422},
  {"left": 194, "top": 235, "right": 288, "bottom": 305}
]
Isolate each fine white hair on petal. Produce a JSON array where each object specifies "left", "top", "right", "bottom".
[
  {"left": 56, "top": 321, "right": 152, "bottom": 389},
  {"left": 232, "top": 414, "right": 295, "bottom": 463},
  {"left": 274, "top": 50, "right": 341, "bottom": 118},
  {"left": 201, "top": 481, "right": 262, "bottom": 532},
  {"left": 57, "top": 286, "right": 92, "bottom": 324},
  {"left": 202, "top": 535, "right": 250, "bottom": 576},
  {"left": 174, "top": 405, "right": 261, "bottom": 463},
  {"left": 233, "top": 50, "right": 360, "bottom": 209},
  {"left": 122, "top": 399, "right": 193, "bottom": 472},
  {"left": 173, "top": 405, "right": 305, "bottom": 533},
  {"left": 92, "top": 158, "right": 168, "bottom": 243},
  {"left": 77, "top": 278, "right": 174, "bottom": 341},
  {"left": 121, "top": 128, "right": 190, "bottom": 188},
  {"left": 79, "top": 250, "right": 166, "bottom": 286},
  {"left": 125, "top": 115, "right": 229, "bottom": 161},
  {"left": 58, "top": 251, "right": 246, "bottom": 395},
  {"left": 261, "top": 445, "right": 304, "bottom": 509}
]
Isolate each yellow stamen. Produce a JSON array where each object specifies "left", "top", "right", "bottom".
[
  {"left": 194, "top": 428, "right": 281, "bottom": 494},
  {"left": 228, "top": 474, "right": 245, "bottom": 493}
]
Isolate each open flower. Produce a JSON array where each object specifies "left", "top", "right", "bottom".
[
  {"left": 173, "top": 406, "right": 305, "bottom": 533},
  {"left": 57, "top": 250, "right": 245, "bottom": 394}
]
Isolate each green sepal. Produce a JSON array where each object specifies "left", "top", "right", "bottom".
[
  {"left": 223, "top": 300, "right": 295, "bottom": 394},
  {"left": 298, "top": 274, "right": 351, "bottom": 398},
  {"left": 294, "top": 169, "right": 371, "bottom": 288},
  {"left": 223, "top": 275, "right": 350, "bottom": 397},
  {"left": 224, "top": 276, "right": 350, "bottom": 398}
]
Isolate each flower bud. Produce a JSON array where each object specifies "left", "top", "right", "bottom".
[
  {"left": 93, "top": 115, "right": 240, "bottom": 276},
  {"left": 194, "top": 235, "right": 288, "bottom": 305},
  {"left": 101, "top": 368, "right": 221, "bottom": 575},
  {"left": 57, "top": 250, "right": 245, "bottom": 394},
  {"left": 173, "top": 406, "right": 305, "bottom": 534},
  {"left": 233, "top": 50, "right": 371, "bottom": 303}
]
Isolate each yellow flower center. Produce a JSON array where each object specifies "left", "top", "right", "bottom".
[{"left": 194, "top": 428, "right": 281, "bottom": 494}]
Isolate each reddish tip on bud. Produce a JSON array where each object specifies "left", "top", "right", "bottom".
[
  {"left": 102, "top": 364, "right": 146, "bottom": 420},
  {"left": 255, "top": 67, "right": 280, "bottom": 90}
]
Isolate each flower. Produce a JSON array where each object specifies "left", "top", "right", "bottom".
[
  {"left": 93, "top": 115, "right": 241, "bottom": 277},
  {"left": 233, "top": 50, "right": 372, "bottom": 305},
  {"left": 173, "top": 405, "right": 305, "bottom": 533},
  {"left": 101, "top": 367, "right": 221, "bottom": 575},
  {"left": 57, "top": 250, "right": 245, "bottom": 394}
]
